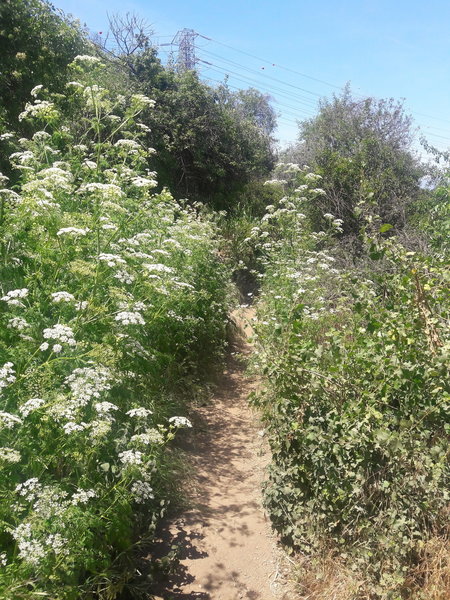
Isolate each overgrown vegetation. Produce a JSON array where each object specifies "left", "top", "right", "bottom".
[
  {"left": 251, "top": 167, "right": 449, "bottom": 598},
  {"left": 0, "top": 50, "right": 230, "bottom": 599},
  {"left": 1, "top": 1, "right": 449, "bottom": 599}
]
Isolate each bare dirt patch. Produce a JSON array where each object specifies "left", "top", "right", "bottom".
[{"left": 151, "top": 309, "right": 290, "bottom": 599}]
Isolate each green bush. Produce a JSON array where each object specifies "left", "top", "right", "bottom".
[
  {"left": 0, "top": 56, "right": 229, "bottom": 598},
  {"left": 252, "top": 168, "right": 449, "bottom": 597}
]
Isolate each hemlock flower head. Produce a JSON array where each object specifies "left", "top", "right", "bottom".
[
  {"left": 126, "top": 407, "right": 152, "bottom": 418},
  {"left": 114, "top": 139, "right": 141, "bottom": 150},
  {"left": 51, "top": 291, "right": 75, "bottom": 303},
  {"left": 115, "top": 311, "right": 145, "bottom": 326},
  {"left": 57, "top": 227, "right": 89, "bottom": 237},
  {"left": 30, "top": 84, "right": 44, "bottom": 98},
  {"left": 98, "top": 253, "right": 126, "bottom": 267},
  {"left": 63, "top": 421, "right": 87, "bottom": 434},
  {"left": 131, "top": 480, "right": 154, "bottom": 503},
  {"left": 0, "top": 411, "right": 22, "bottom": 429},
  {"left": 42, "top": 324, "right": 76, "bottom": 347},
  {"left": 94, "top": 401, "right": 118, "bottom": 415},
  {"left": 1, "top": 288, "right": 28, "bottom": 305},
  {"left": 72, "top": 488, "right": 96, "bottom": 505},
  {"left": 143, "top": 263, "right": 174, "bottom": 274},
  {"left": 114, "top": 270, "right": 134, "bottom": 284},
  {"left": 131, "top": 429, "right": 164, "bottom": 445},
  {"left": 19, "top": 398, "right": 45, "bottom": 417},
  {"left": 73, "top": 54, "right": 102, "bottom": 65},
  {"left": 0, "top": 447, "right": 21, "bottom": 463},
  {"left": 7, "top": 316, "right": 29, "bottom": 330},
  {"left": 118, "top": 449, "right": 143, "bottom": 466},
  {"left": 15, "top": 478, "right": 42, "bottom": 501},
  {"left": 168, "top": 416, "right": 192, "bottom": 428}
]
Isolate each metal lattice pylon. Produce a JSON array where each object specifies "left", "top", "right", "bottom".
[{"left": 171, "top": 29, "right": 198, "bottom": 72}]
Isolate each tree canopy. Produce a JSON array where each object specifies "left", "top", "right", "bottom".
[{"left": 285, "top": 86, "right": 426, "bottom": 235}]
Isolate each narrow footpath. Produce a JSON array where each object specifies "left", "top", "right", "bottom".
[{"left": 153, "top": 309, "right": 289, "bottom": 599}]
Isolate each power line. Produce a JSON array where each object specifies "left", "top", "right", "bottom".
[
  {"left": 196, "top": 32, "right": 450, "bottom": 136},
  {"left": 196, "top": 48, "right": 319, "bottom": 108},
  {"left": 198, "top": 33, "right": 345, "bottom": 92},
  {"left": 197, "top": 47, "right": 322, "bottom": 101},
  {"left": 197, "top": 63, "right": 316, "bottom": 117}
]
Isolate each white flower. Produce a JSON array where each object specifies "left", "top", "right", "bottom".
[
  {"left": 18, "top": 100, "right": 56, "bottom": 122},
  {"left": 94, "top": 401, "right": 118, "bottom": 415},
  {"left": 57, "top": 227, "right": 89, "bottom": 237},
  {"left": 39, "top": 342, "right": 49, "bottom": 351},
  {"left": 73, "top": 54, "right": 102, "bottom": 65},
  {"left": 143, "top": 263, "right": 174, "bottom": 274},
  {"left": 168, "top": 416, "right": 192, "bottom": 428},
  {"left": 126, "top": 407, "right": 152, "bottom": 418},
  {"left": 89, "top": 419, "right": 112, "bottom": 442},
  {"left": 304, "top": 172, "right": 322, "bottom": 181},
  {"left": 66, "top": 81, "right": 84, "bottom": 88},
  {"left": 114, "top": 139, "right": 141, "bottom": 150},
  {"left": 1, "top": 288, "right": 28, "bottom": 305},
  {"left": 78, "top": 182, "right": 123, "bottom": 200},
  {"left": 42, "top": 324, "right": 76, "bottom": 347},
  {"left": 118, "top": 449, "right": 143, "bottom": 466},
  {"left": 115, "top": 311, "right": 145, "bottom": 326},
  {"left": 51, "top": 291, "right": 75, "bottom": 303},
  {"left": 15, "top": 478, "right": 42, "bottom": 501},
  {"left": 63, "top": 421, "right": 87, "bottom": 434},
  {"left": 82, "top": 160, "right": 97, "bottom": 170},
  {"left": 46, "top": 534, "right": 69, "bottom": 556},
  {"left": 0, "top": 411, "right": 22, "bottom": 429},
  {"left": 98, "top": 253, "right": 126, "bottom": 267},
  {"left": 114, "top": 270, "right": 134, "bottom": 284},
  {"left": 131, "top": 480, "right": 154, "bottom": 503},
  {"left": 64, "top": 366, "right": 113, "bottom": 414},
  {"left": 75, "top": 300, "right": 88, "bottom": 311},
  {"left": 30, "top": 84, "right": 42, "bottom": 97},
  {"left": 17, "top": 538, "right": 46, "bottom": 565},
  {"left": 0, "top": 552, "right": 7, "bottom": 566},
  {"left": 32, "top": 131, "right": 51, "bottom": 145},
  {"left": 131, "top": 176, "right": 157, "bottom": 188},
  {"left": 7, "top": 316, "right": 29, "bottom": 330},
  {"left": 131, "top": 429, "right": 164, "bottom": 445},
  {"left": 71, "top": 488, "right": 96, "bottom": 505},
  {"left": 52, "top": 344, "right": 63, "bottom": 353},
  {"left": 19, "top": 398, "right": 44, "bottom": 417},
  {"left": 0, "top": 447, "right": 21, "bottom": 463},
  {"left": 131, "top": 94, "right": 155, "bottom": 108}
]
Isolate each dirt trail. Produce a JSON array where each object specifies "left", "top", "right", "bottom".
[{"left": 153, "top": 309, "right": 289, "bottom": 599}]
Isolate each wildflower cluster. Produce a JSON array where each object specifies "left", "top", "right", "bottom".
[
  {"left": 252, "top": 165, "right": 450, "bottom": 596},
  {"left": 0, "top": 57, "right": 228, "bottom": 598}
]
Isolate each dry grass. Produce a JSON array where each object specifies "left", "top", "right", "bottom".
[
  {"left": 292, "top": 552, "right": 370, "bottom": 600},
  {"left": 289, "top": 534, "right": 450, "bottom": 600},
  {"left": 405, "top": 535, "right": 450, "bottom": 600}
]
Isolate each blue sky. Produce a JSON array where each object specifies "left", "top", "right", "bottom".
[{"left": 56, "top": 0, "right": 450, "bottom": 152}]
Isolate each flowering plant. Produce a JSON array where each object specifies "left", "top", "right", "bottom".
[{"left": 0, "top": 55, "right": 228, "bottom": 598}]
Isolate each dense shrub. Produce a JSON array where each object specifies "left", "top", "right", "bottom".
[
  {"left": 0, "top": 56, "right": 229, "bottom": 598},
  {"left": 251, "top": 166, "right": 449, "bottom": 597}
]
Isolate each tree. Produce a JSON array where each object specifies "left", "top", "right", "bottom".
[
  {"left": 0, "top": 0, "right": 88, "bottom": 127},
  {"left": 286, "top": 86, "right": 426, "bottom": 235}
]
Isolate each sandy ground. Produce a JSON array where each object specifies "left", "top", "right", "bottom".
[{"left": 152, "top": 309, "right": 290, "bottom": 599}]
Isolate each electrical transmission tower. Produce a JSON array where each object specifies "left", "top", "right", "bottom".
[{"left": 171, "top": 29, "right": 198, "bottom": 72}]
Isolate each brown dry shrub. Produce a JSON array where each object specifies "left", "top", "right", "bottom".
[
  {"left": 292, "top": 552, "right": 370, "bottom": 600},
  {"left": 404, "top": 535, "right": 450, "bottom": 600}
]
